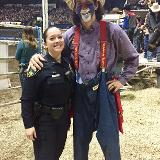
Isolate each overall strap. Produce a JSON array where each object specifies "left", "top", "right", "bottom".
[
  {"left": 99, "top": 20, "right": 107, "bottom": 71},
  {"left": 73, "top": 20, "right": 107, "bottom": 71},
  {"left": 73, "top": 27, "right": 80, "bottom": 71}
]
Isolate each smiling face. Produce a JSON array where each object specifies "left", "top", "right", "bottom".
[{"left": 44, "top": 27, "right": 64, "bottom": 60}]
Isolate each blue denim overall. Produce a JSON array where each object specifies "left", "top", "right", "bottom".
[{"left": 73, "top": 71, "right": 121, "bottom": 160}]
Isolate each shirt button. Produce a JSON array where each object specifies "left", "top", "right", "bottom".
[{"left": 88, "top": 52, "right": 89, "bottom": 54}]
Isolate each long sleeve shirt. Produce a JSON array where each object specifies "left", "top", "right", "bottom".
[
  {"left": 64, "top": 21, "right": 139, "bottom": 85},
  {"left": 145, "top": 11, "right": 159, "bottom": 34},
  {"left": 15, "top": 40, "right": 39, "bottom": 64}
]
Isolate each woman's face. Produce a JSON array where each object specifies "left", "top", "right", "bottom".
[{"left": 45, "top": 27, "right": 64, "bottom": 56}]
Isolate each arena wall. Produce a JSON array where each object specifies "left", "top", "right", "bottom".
[{"left": 0, "top": 41, "right": 19, "bottom": 74}]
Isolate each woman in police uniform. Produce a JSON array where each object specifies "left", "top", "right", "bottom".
[{"left": 21, "top": 26, "right": 74, "bottom": 160}]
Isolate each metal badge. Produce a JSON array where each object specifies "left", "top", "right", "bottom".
[
  {"left": 27, "top": 67, "right": 39, "bottom": 77},
  {"left": 52, "top": 74, "right": 60, "bottom": 78},
  {"left": 92, "top": 84, "right": 99, "bottom": 91}
]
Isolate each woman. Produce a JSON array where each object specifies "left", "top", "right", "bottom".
[
  {"left": 15, "top": 26, "right": 39, "bottom": 88},
  {"left": 21, "top": 26, "right": 74, "bottom": 160}
]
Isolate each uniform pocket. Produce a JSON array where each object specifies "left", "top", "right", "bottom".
[{"left": 47, "top": 75, "right": 64, "bottom": 84}]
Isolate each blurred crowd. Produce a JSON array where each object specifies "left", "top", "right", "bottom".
[
  {"left": 119, "top": 0, "right": 160, "bottom": 62},
  {"left": 0, "top": 5, "right": 72, "bottom": 26},
  {"left": 48, "top": 7, "right": 72, "bottom": 25},
  {"left": 0, "top": 6, "right": 42, "bottom": 25},
  {"left": 0, "top": 0, "right": 56, "bottom": 5},
  {"left": 125, "top": 0, "right": 160, "bottom": 9}
]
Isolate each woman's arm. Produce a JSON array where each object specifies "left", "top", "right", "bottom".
[
  {"left": 15, "top": 41, "right": 23, "bottom": 62},
  {"left": 113, "top": 26, "right": 139, "bottom": 85},
  {"left": 29, "top": 54, "right": 45, "bottom": 70},
  {"left": 21, "top": 74, "right": 39, "bottom": 140},
  {"left": 21, "top": 75, "right": 38, "bottom": 129}
]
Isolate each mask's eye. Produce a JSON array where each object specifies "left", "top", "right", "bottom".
[
  {"left": 76, "top": 3, "right": 94, "bottom": 14},
  {"left": 76, "top": 5, "right": 82, "bottom": 14},
  {"left": 87, "top": 3, "right": 94, "bottom": 11}
]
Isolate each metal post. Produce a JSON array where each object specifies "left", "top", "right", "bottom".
[
  {"left": 157, "top": 52, "right": 160, "bottom": 88},
  {"left": 42, "top": 0, "right": 48, "bottom": 33}
]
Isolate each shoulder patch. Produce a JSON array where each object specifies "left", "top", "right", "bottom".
[{"left": 27, "top": 66, "right": 39, "bottom": 77}]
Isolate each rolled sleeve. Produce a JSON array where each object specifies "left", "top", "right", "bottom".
[{"left": 114, "top": 27, "right": 139, "bottom": 85}]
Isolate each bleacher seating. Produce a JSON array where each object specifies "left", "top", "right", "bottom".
[{"left": 0, "top": 5, "right": 72, "bottom": 27}]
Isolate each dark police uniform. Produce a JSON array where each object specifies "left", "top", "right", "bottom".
[{"left": 21, "top": 53, "right": 74, "bottom": 160}]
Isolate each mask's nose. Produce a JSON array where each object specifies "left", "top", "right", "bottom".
[{"left": 81, "top": 4, "right": 88, "bottom": 10}]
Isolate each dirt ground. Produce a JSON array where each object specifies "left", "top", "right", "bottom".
[{"left": 0, "top": 87, "right": 160, "bottom": 160}]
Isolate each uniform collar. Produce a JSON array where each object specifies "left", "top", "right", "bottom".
[
  {"left": 44, "top": 53, "right": 59, "bottom": 62},
  {"left": 45, "top": 53, "right": 67, "bottom": 64}
]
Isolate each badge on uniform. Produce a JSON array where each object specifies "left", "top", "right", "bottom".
[
  {"left": 92, "top": 84, "right": 99, "bottom": 91},
  {"left": 27, "top": 66, "right": 39, "bottom": 77},
  {"left": 52, "top": 73, "right": 60, "bottom": 78}
]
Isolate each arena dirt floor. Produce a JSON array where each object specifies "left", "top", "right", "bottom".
[{"left": 0, "top": 80, "right": 160, "bottom": 160}]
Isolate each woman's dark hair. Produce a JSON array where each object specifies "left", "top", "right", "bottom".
[
  {"left": 22, "top": 26, "right": 37, "bottom": 49},
  {"left": 43, "top": 26, "right": 55, "bottom": 43},
  {"left": 43, "top": 26, "right": 63, "bottom": 43},
  {"left": 23, "top": 26, "right": 34, "bottom": 36},
  {"left": 72, "top": 0, "right": 104, "bottom": 26}
]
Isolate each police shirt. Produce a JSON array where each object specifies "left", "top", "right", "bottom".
[{"left": 21, "top": 53, "right": 74, "bottom": 128}]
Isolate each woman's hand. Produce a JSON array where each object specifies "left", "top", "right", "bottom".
[
  {"left": 107, "top": 79, "right": 123, "bottom": 93},
  {"left": 29, "top": 54, "right": 45, "bottom": 71},
  {"left": 25, "top": 127, "right": 37, "bottom": 141}
]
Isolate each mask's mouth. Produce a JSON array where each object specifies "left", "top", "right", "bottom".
[{"left": 80, "top": 8, "right": 93, "bottom": 22}]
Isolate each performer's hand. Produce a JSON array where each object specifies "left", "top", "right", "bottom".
[
  {"left": 25, "top": 127, "right": 37, "bottom": 141},
  {"left": 29, "top": 54, "right": 45, "bottom": 71},
  {"left": 107, "top": 80, "right": 123, "bottom": 93}
]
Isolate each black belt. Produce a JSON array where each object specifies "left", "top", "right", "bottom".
[
  {"left": 41, "top": 105, "right": 64, "bottom": 114},
  {"left": 41, "top": 105, "right": 65, "bottom": 119}
]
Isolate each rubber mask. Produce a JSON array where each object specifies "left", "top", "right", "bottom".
[{"left": 76, "top": 3, "right": 95, "bottom": 22}]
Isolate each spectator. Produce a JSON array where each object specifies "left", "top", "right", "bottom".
[
  {"left": 148, "top": 3, "right": 160, "bottom": 58},
  {"left": 122, "top": 4, "right": 137, "bottom": 43},
  {"left": 133, "top": 15, "right": 144, "bottom": 52},
  {"left": 145, "top": 2, "right": 160, "bottom": 60},
  {"left": 110, "top": 7, "right": 123, "bottom": 14},
  {"left": 15, "top": 26, "right": 39, "bottom": 88}
]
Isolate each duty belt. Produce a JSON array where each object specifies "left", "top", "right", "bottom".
[{"left": 41, "top": 105, "right": 65, "bottom": 120}]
